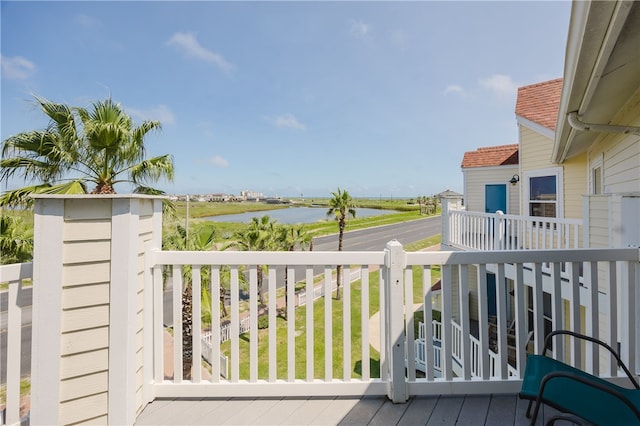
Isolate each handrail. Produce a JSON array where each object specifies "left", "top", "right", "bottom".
[{"left": 446, "top": 209, "right": 583, "bottom": 251}]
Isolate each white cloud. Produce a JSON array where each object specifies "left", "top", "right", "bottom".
[
  {"left": 269, "top": 113, "right": 306, "bottom": 130},
  {"left": 349, "top": 19, "right": 371, "bottom": 38},
  {"left": 444, "top": 85, "right": 465, "bottom": 96},
  {"left": 479, "top": 74, "right": 518, "bottom": 100},
  {"left": 128, "top": 104, "right": 176, "bottom": 126},
  {"left": 167, "top": 32, "right": 233, "bottom": 72},
  {"left": 209, "top": 155, "right": 229, "bottom": 168},
  {"left": 1, "top": 55, "right": 35, "bottom": 80}
]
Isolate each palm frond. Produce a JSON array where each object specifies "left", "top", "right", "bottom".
[{"left": 129, "top": 154, "right": 175, "bottom": 184}]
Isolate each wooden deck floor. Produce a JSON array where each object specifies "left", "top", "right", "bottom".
[{"left": 135, "top": 394, "right": 562, "bottom": 425}]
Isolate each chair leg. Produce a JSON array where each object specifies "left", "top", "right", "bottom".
[{"left": 526, "top": 400, "right": 533, "bottom": 418}]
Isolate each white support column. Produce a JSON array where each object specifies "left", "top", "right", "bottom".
[
  {"left": 30, "top": 198, "right": 64, "bottom": 425},
  {"left": 384, "top": 240, "right": 408, "bottom": 403},
  {"left": 440, "top": 198, "right": 451, "bottom": 247},
  {"left": 30, "top": 195, "right": 163, "bottom": 426},
  {"left": 143, "top": 198, "right": 164, "bottom": 405},
  {"left": 108, "top": 198, "right": 140, "bottom": 425}
]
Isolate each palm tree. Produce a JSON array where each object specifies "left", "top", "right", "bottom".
[
  {"left": 225, "top": 215, "right": 278, "bottom": 306},
  {"left": 326, "top": 188, "right": 356, "bottom": 300},
  {"left": 0, "top": 96, "right": 174, "bottom": 206},
  {"left": 163, "top": 224, "right": 216, "bottom": 380},
  {"left": 277, "top": 224, "right": 313, "bottom": 318},
  {"left": 0, "top": 214, "right": 33, "bottom": 264}
]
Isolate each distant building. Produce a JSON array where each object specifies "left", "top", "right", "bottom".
[{"left": 241, "top": 190, "right": 263, "bottom": 201}]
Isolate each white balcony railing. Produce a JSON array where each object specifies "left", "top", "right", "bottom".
[
  {"left": 446, "top": 209, "right": 583, "bottom": 251},
  {"left": 4, "top": 244, "right": 639, "bottom": 423},
  {"left": 145, "top": 243, "right": 639, "bottom": 401},
  {"left": 1, "top": 262, "right": 32, "bottom": 426}
]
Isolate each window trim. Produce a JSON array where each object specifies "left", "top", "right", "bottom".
[
  {"left": 524, "top": 167, "right": 564, "bottom": 219},
  {"left": 590, "top": 155, "right": 603, "bottom": 195}
]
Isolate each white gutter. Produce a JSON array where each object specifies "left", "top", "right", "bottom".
[
  {"left": 552, "top": 1, "right": 636, "bottom": 163},
  {"left": 567, "top": 111, "right": 640, "bottom": 136}
]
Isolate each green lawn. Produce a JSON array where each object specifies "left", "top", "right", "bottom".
[{"left": 218, "top": 247, "right": 442, "bottom": 381}]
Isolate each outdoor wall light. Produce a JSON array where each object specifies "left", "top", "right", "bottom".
[{"left": 509, "top": 174, "right": 520, "bottom": 185}]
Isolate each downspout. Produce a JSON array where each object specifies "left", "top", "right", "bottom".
[{"left": 567, "top": 111, "right": 640, "bottom": 136}]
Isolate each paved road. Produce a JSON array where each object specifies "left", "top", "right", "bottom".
[{"left": 312, "top": 215, "right": 440, "bottom": 251}]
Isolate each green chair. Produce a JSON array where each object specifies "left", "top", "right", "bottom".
[{"left": 519, "top": 330, "right": 640, "bottom": 425}]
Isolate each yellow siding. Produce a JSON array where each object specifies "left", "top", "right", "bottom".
[
  {"left": 587, "top": 196, "right": 611, "bottom": 248},
  {"left": 561, "top": 152, "right": 587, "bottom": 219},
  {"left": 588, "top": 89, "right": 640, "bottom": 194},
  {"left": 463, "top": 166, "right": 520, "bottom": 214},
  {"left": 59, "top": 393, "right": 108, "bottom": 426},
  {"left": 59, "top": 371, "right": 108, "bottom": 402},
  {"left": 520, "top": 127, "right": 552, "bottom": 172},
  {"left": 59, "top": 206, "right": 112, "bottom": 424},
  {"left": 520, "top": 126, "right": 587, "bottom": 220}
]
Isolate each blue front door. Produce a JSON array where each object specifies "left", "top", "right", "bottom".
[{"left": 485, "top": 184, "right": 507, "bottom": 213}]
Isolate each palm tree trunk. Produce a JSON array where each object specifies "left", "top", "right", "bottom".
[
  {"left": 336, "top": 217, "right": 345, "bottom": 300},
  {"left": 182, "top": 282, "right": 193, "bottom": 380},
  {"left": 220, "top": 287, "right": 228, "bottom": 318},
  {"left": 257, "top": 266, "right": 265, "bottom": 306}
]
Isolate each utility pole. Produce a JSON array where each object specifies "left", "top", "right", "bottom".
[{"left": 185, "top": 194, "right": 190, "bottom": 241}]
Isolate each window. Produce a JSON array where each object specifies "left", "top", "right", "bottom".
[
  {"left": 591, "top": 156, "right": 603, "bottom": 195},
  {"left": 529, "top": 175, "right": 557, "bottom": 217},
  {"left": 525, "top": 168, "right": 563, "bottom": 220}
]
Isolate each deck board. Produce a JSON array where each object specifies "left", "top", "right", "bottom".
[
  {"left": 456, "top": 395, "right": 491, "bottom": 426},
  {"left": 397, "top": 396, "right": 439, "bottom": 425},
  {"left": 426, "top": 395, "right": 465, "bottom": 426},
  {"left": 368, "top": 400, "right": 409, "bottom": 425},
  {"left": 338, "top": 396, "right": 385, "bottom": 425},
  {"left": 135, "top": 393, "right": 554, "bottom": 425}
]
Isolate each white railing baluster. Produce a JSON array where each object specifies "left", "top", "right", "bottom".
[
  {"left": 587, "top": 261, "right": 599, "bottom": 375},
  {"left": 230, "top": 266, "right": 240, "bottom": 382},
  {"left": 306, "top": 267, "right": 314, "bottom": 381},
  {"left": 249, "top": 265, "right": 258, "bottom": 382},
  {"left": 287, "top": 267, "right": 295, "bottom": 382},
  {"left": 405, "top": 267, "right": 416, "bottom": 381},
  {"left": 343, "top": 266, "right": 351, "bottom": 381},
  {"left": 324, "top": 266, "right": 333, "bottom": 381},
  {"left": 268, "top": 267, "right": 277, "bottom": 382},
  {"left": 211, "top": 266, "right": 220, "bottom": 382},
  {"left": 608, "top": 261, "right": 618, "bottom": 376},
  {"left": 458, "top": 264, "right": 471, "bottom": 380},
  {"left": 361, "top": 266, "right": 370, "bottom": 380},
  {"left": 192, "top": 265, "right": 202, "bottom": 382},
  {"left": 476, "top": 264, "right": 490, "bottom": 380},
  {"left": 172, "top": 265, "right": 183, "bottom": 383}
]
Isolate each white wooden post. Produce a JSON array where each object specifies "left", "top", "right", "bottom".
[
  {"left": 384, "top": 240, "right": 408, "bottom": 403},
  {"left": 30, "top": 198, "right": 64, "bottom": 425},
  {"left": 495, "top": 210, "right": 505, "bottom": 250},
  {"left": 440, "top": 198, "right": 451, "bottom": 248},
  {"left": 30, "top": 195, "right": 163, "bottom": 426}
]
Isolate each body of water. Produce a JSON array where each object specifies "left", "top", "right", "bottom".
[{"left": 203, "top": 206, "right": 394, "bottom": 224}]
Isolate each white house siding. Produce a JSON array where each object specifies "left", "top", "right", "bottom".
[
  {"left": 60, "top": 199, "right": 112, "bottom": 424},
  {"left": 136, "top": 200, "right": 156, "bottom": 413},
  {"left": 462, "top": 166, "right": 520, "bottom": 214}
]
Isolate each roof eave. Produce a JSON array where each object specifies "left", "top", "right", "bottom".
[{"left": 553, "top": 1, "right": 634, "bottom": 163}]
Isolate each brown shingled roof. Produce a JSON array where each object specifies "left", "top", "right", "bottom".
[
  {"left": 515, "top": 78, "right": 563, "bottom": 131},
  {"left": 461, "top": 144, "right": 519, "bottom": 168}
]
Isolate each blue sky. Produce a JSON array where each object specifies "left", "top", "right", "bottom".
[{"left": 1, "top": 1, "right": 571, "bottom": 198}]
